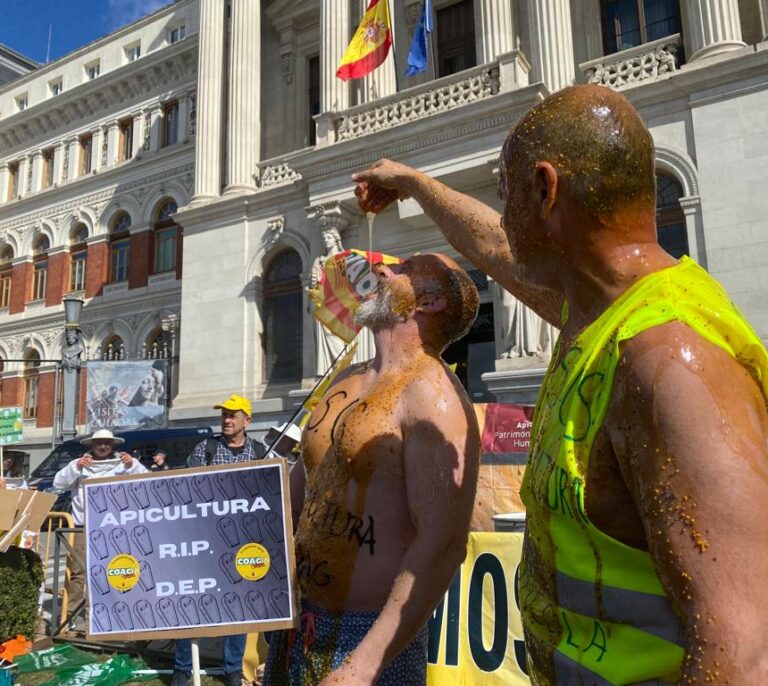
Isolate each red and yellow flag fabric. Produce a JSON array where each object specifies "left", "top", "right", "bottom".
[
  {"left": 309, "top": 249, "right": 402, "bottom": 343},
  {"left": 336, "top": 0, "right": 393, "bottom": 81}
]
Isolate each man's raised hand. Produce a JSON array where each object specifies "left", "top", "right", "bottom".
[{"left": 352, "top": 159, "right": 414, "bottom": 214}]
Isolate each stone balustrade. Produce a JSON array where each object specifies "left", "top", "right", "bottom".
[
  {"left": 580, "top": 34, "right": 682, "bottom": 89},
  {"left": 332, "top": 63, "right": 501, "bottom": 143},
  {"left": 255, "top": 157, "right": 302, "bottom": 189}
]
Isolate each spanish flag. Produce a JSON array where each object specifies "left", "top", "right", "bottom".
[
  {"left": 336, "top": 0, "right": 393, "bottom": 81},
  {"left": 308, "top": 249, "right": 402, "bottom": 342}
]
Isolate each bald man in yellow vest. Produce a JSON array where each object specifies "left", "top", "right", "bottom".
[{"left": 354, "top": 85, "right": 768, "bottom": 684}]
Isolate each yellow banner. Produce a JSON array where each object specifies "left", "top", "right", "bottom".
[{"left": 427, "top": 532, "right": 530, "bottom": 685}]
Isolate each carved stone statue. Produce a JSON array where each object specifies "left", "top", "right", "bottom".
[
  {"left": 310, "top": 228, "right": 347, "bottom": 375},
  {"left": 492, "top": 282, "right": 557, "bottom": 364},
  {"left": 309, "top": 227, "right": 374, "bottom": 374},
  {"left": 62, "top": 328, "right": 85, "bottom": 371}
]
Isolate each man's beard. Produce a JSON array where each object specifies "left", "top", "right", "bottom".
[{"left": 353, "top": 286, "right": 409, "bottom": 331}]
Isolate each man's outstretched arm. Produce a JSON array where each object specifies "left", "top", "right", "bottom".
[
  {"left": 353, "top": 159, "right": 563, "bottom": 326},
  {"left": 318, "top": 372, "right": 481, "bottom": 685},
  {"left": 609, "top": 321, "right": 768, "bottom": 683}
]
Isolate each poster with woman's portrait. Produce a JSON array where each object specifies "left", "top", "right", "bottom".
[{"left": 86, "top": 360, "right": 168, "bottom": 432}]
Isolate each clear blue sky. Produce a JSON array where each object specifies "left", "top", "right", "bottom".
[{"left": 0, "top": 0, "right": 173, "bottom": 64}]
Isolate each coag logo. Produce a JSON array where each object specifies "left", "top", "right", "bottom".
[
  {"left": 235, "top": 543, "right": 271, "bottom": 581},
  {"left": 106, "top": 554, "right": 141, "bottom": 592}
]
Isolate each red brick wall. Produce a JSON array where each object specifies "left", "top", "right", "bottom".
[
  {"left": 85, "top": 241, "right": 108, "bottom": 298},
  {"left": 1, "top": 377, "right": 22, "bottom": 407},
  {"left": 9, "top": 262, "right": 31, "bottom": 314},
  {"left": 129, "top": 231, "right": 151, "bottom": 288},
  {"left": 36, "top": 370, "right": 56, "bottom": 428},
  {"left": 45, "top": 253, "right": 67, "bottom": 307}
]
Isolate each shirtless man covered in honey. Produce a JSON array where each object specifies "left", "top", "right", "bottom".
[{"left": 263, "top": 253, "right": 481, "bottom": 685}]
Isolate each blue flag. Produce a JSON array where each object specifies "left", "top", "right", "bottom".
[{"left": 404, "top": 0, "right": 432, "bottom": 76}]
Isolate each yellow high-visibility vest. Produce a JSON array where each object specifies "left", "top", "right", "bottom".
[{"left": 520, "top": 256, "right": 768, "bottom": 685}]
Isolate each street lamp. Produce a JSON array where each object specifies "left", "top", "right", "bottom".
[
  {"left": 61, "top": 295, "right": 85, "bottom": 441},
  {"left": 63, "top": 295, "right": 84, "bottom": 329}
]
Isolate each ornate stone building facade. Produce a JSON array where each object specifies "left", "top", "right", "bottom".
[
  {"left": 2, "top": 0, "right": 768, "bottom": 465},
  {"left": 0, "top": 2, "right": 196, "bottom": 464}
]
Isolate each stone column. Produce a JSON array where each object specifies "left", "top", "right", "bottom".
[
  {"left": 92, "top": 127, "right": 106, "bottom": 171},
  {"left": 19, "top": 156, "right": 31, "bottom": 197},
  {"left": 527, "top": 0, "right": 574, "bottom": 93},
  {"left": 225, "top": 0, "right": 260, "bottom": 194},
  {"left": 0, "top": 163, "right": 8, "bottom": 202},
  {"left": 131, "top": 110, "right": 143, "bottom": 156},
  {"left": 53, "top": 141, "right": 66, "bottom": 185},
  {"left": 192, "top": 0, "right": 227, "bottom": 205},
  {"left": 761, "top": 0, "right": 768, "bottom": 41},
  {"left": 66, "top": 138, "right": 80, "bottom": 180},
  {"left": 276, "top": 25, "right": 302, "bottom": 148},
  {"left": 30, "top": 152, "right": 43, "bottom": 193},
  {"left": 682, "top": 0, "right": 746, "bottom": 62},
  {"left": 106, "top": 122, "right": 120, "bottom": 167},
  {"left": 476, "top": 0, "right": 515, "bottom": 63},
  {"left": 151, "top": 105, "right": 165, "bottom": 150},
  {"left": 320, "top": 0, "right": 351, "bottom": 113}
]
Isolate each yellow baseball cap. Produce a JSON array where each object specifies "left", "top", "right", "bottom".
[{"left": 213, "top": 394, "right": 252, "bottom": 417}]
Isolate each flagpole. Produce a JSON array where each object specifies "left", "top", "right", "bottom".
[
  {"left": 388, "top": 0, "right": 401, "bottom": 93},
  {"left": 427, "top": 0, "right": 437, "bottom": 79}
]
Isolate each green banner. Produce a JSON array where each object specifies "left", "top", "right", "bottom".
[
  {"left": 37, "top": 655, "right": 155, "bottom": 686},
  {"left": 14, "top": 644, "right": 96, "bottom": 674},
  {"left": 0, "top": 407, "right": 23, "bottom": 445}
]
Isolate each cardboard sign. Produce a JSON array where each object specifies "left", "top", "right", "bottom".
[
  {"left": 0, "top": 489, "right": 57, "bottom": 551},
  {"left": 427, "top": 532, "right": 529, "bottom": 685},
  {"left": 83, "top": 460, "right": 297, "bottom": 641}
]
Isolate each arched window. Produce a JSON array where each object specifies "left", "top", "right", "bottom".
[
  {"left": 110, "top": 212, "right": 131, "bottom": 283},
  {"left": 0, "top": 246, "right": 12, "bottom": 309},
  {"left": 69, "top": 223, "right": 88, "bottom": 292},
  {"left": 0, "top": 358, "right": 4, "bottom": 406},
  {"left": 31, "top": 235, "right": 49, "bottom": 301},
  {"left": 144, "top": 328, "right": 170, "bottom": 359},
  {"left": 153, "top": 199, "right": 179, "bottom": 274},
  {"left": 103, "top": 335, "right": 125, "bottom": 360},
  {"left": 656, "top": 172, "right": 688, "bottom": 259},
  {"left": 23, "top": 350, "right": 41, "bottom": 419},
  {"left": 263, "top": 250, "right": 303, "bottom": 382}
]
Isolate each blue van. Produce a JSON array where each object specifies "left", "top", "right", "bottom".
[{"left": 29, "top": 426, "right": 213, "bottom": 512}]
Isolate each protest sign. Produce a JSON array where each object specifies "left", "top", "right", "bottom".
[
  {"left": 427, "top": 531, "right": 529, "bottom": 685},
  {"left": 471, "top": 404, "right": 534, "bottom": 531},
  {"left": 0, "top": 407, "right": 23, "bottom": 445},
  {"left": 86, "top": 360, "right": 168, "bottom": 432},
  {"left": 83, "top": 459, "right": 297, "bottom": 641}
]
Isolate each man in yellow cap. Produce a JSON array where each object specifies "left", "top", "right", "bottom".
[
  {"left": 185, "top": 395, "right": 265, "bottom": 468},
  {"left": 173, "top": 394, "right": 266, "bottom": 686}
]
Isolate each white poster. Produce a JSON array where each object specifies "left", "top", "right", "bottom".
[{"left": 86, "top": 360, "right": 168, "bottom": 432}]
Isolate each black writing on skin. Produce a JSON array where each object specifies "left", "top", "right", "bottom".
[
  {"left": 306, "top": 390, "right": 361, "bottom": 443},
  {"left": 296, "top": 544, "right": 333, "bottom": 587},
  {"left": 304, "top": 495, "right": 376, "bottom": 555}
]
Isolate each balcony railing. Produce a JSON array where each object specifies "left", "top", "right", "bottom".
[
  {"left": 579, "top": 34, "right": 682, "bottom": 89},
  {"left": 332, "top": 62, "right": 502, "bottom": 143},
  {"left": 251, "top": 52, "right": 530, "bottom": 183}
]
